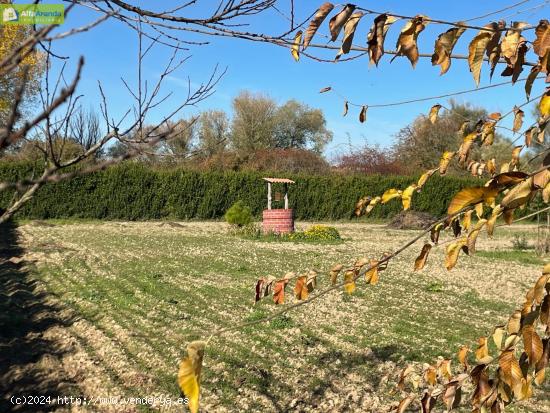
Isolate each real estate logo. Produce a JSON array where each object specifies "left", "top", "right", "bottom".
[{"left": 0, "top": 4, "right": 64, "bottom": 25}]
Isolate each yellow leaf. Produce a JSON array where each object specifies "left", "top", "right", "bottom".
[
  {"left": 344, "top": 270, "right": 355, "bottom": 294},
  {"left": 467, "top": 219, "right": 487, "bottom": 254},
  {"left": 365, "top": 196, "right": 381, "bottom": 214},
  {"left": 381, "top": 188, "right": 402, "bottom": 204},
  {"left": 539, "top": 89, "right": 550, "bottom": 119},
  {"left": 392, "top": 15, "right": 429, "bottom": 68},
  {"left": 445, "top": 237, "right": 467, "bottom": 270},
  {"left": 303, "top": 2, "right": 334, "bottom": 51},
  {"left": 335, "top": 12, "right": 363, "bottom": 60},
  {"left": 414, "top": 243, "right": 432, "bottom": 271},
  {"left": 501, "top": 177, "right": 534, "bottom": 210},
  {"left": 417, "top": 168, "right": 437, "bottom": 189},
  {"left": 364, "top": 260, "right": 379, "bottom": 284},
  {"left": 462, "top": 210, "right": 473, "bottom": 231},
  {"left": 328, "top": 4, "right": 356, "bottom": 41},
  {"left": 492, "top": 326, "right": 506, "bottom": 350},
  {"left": 294, "top": 275, "right": 308, "bottom": 300},
  {"left": 448, "top": 186, "right": 499, "bottom": 215},
  {"left": 475, "top": 337, "right": 489, "bottom": 362},
  {"left": 424, "top": 365, "right": 437, "bottom": 386},
  {"left": 359, "top": 105, "right": 368, "bottom": 123},
  {"left": 457, "top": 345, "right": 470, "bottom": 370},
  {"left": 431, "top": 24, "right": 466, "bottom": 75},
  {"left": 178, "top": 341, "right": 206, "bottom": 413},
  {"left": 439, "top": 151, "right": 455, "bottom": 175},
  {"left": 367, "top": 13, "right": 398, "bottom": 66},
  {"left": 507, "top": 310, "right": 522, "bottom": 335},
  {"left": 487, "top": 205, "right": 502, "bottom": 238},
  {"left": 428, "top": 104, "right": 441, "bottom": 124},
  {"left": 468, "top": 25, "right": 493, "bottom": 86},
  {"left": 291, "top": 30, "right": 302, "bottom": 61},
  {"left": 401, "top": 184, "right": 417, "bottom": 210}
]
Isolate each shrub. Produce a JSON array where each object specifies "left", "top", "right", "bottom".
[
  {"left": 224, "top": 201, "right": 252, "bottom": 227},
  {"left": 291, "top": 224, "right": 341, "bottom": 241}
]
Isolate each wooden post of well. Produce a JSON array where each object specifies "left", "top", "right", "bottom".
[{"left": 267, "top": 182, "right": 272, "bottom": 210}]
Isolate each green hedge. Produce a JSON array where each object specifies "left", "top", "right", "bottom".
[{"left": 0, "top": 161, "right": 485, "bottom": 221}]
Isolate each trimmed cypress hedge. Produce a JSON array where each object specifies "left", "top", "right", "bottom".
[{"left": 0, "top": 161, "right": 489, "bottom": 221}]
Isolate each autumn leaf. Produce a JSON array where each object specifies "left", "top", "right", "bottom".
[
  {"left": 342, "top": 101, "right": 348, "bottom": 117},
  {"left": 291, "top": 30, "right": 302, "bottom": 61},
  {"left": 397, "top": 365, "right": 414, "bottom": 389},
  {"left": 513, "top": 106, "right": 524, "bottom": 133},
  {"left": 475, "top": 337, "right": 490, "bottom": 362},
  {"left": 445, "top": 237, "right": 467, "bottom": 270},
  {"left": 401, "top": 184, "right": 417, "bottom": 210},
  {"left": 507, "top": 310, "right": 522, "bottom": 335},
  {"left": 344, "top": 270, "right": 355, "bottom": 294},
  {"left": 335, "top": 12, "right": 363, "bottom": 60},
  {"left": 487, "top": 21, "right": 505, "bottom": 79},
  {"left": 533, "top": 169, "right": 550, "bottom": 189},
  {"left": 458, "top": 131, "right": 478, "bottom": 165},
  {"left": 319, "top": 86, "right": 332, "bottom": 93},
  {"left": 329, "top": 4, "right": 356, "bottom": 41},
  {"left": 273, "top": 279, "right": 289, "bottom": 304},
  {"left": 462, "top": 210, "right": 473, "bottom": 231},
  {"left": 523, "top": 325, "right": 544, "bottom": 366},
  {"left": 448, "top": 186, "right": 499, "bottom": 215},
  {"left": 539, "top": 89, "right": 550, "bottom": 118},
  {"left": 382, "top": 188, "right": 402, "bottom": 204},
  {"left": 501, "top": 40, "right": 528, "bottom": 84},
  {"left": 255, "top": 277, "right": 266, "bottom": 303},
  {"left": 424, "top": 365, "right": 437, "bottom": 386},
  {"left": 178, "top": 341, "right": 206, "bottom": 413},
  {"left": 535, "top": 338, "right": 549, "bottom": 385},
  {"left": 414, "top": 243, "right": 432, "bottom": 271},
  {"left": 442, "top": 380, "right": 462, "bottom": 411},
  {"left": 359, "top": 105, "right": 367, "bottom": 123},
  {"left": 480, "top": 121, "right": 495, "bottom": 146},
  {"left": 364, "top": 260, "right": 379, "bottom": 284},
  {"left": 467, "top": 219, "right": 487, "bottom": 254},
  {"left": 487, "top": 158, "right": 496, "bottom": 175},
  {"left": 526, "top": 65, "right": 541, "bottom": 100},
  {"left": 501, "top": 177, "right": 534, "bottom": 209},
  {"left": 499, "top": 350, "right": 524, "bottom": 396},
  {"left": 367, "top": 13, "right": 398, "bottom": 66},
  {"left": 431, "top": 24, "right": 466, "bottom": 75},
  {"left": 417, "top": 168, "right": 437, "bottom": 189},
  {"left": 430, "top": 222, "right": 444, "bottom": 244},
  {"left": 392, "top": 15, "right": 429, "bottom": 68},
  {"left": 501, "top": 22, "right": 529, "bottom": 64},
  {"left": 439, "top": 151, "right": 455, "bottom": 175},
  {"left": 294, "top": 275, "right": 308, "bottom": 300},
  {"left": 468, "top": 25, "right": 493, "bottom": 86},
  {"left": 428, "top": 104, "right": 441, "bottom": 124},
  {"left": 365, "top": 196, "right": 381, "bottom": 214},
  {"left": 457, "top": 345, "right": 470, "bottom": 371},
  {"left": 303, "top": 2, "right": 334, "bottom": 50},
  {"left": 330, "top": 263, "right": 343, "bottom": 285},
  {"left": 396, "top": 395, "right": 415, "bottom": 413},
  {"left": 487, "top": 205, "right": 502, "bottom": 237},
  {"left": 534, "top": 19, "right": 550, "bottom": 57}
]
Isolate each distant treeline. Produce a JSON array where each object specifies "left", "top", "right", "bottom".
[{"left": 0, "top": 161, "right": 510, "bottom": 221}]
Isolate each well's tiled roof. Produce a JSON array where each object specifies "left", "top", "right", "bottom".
[{"left": 263, "top": 177, "right": 295, "bottom": 184}]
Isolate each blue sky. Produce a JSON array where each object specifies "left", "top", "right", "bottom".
[{"left": 40, "top": 1, "right": 550, "bottom": 158}]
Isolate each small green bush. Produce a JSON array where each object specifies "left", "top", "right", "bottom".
[{"left": 224, "top": 201, "right": 252, "bottom": 227}]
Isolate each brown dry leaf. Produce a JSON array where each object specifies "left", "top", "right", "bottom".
[
  {"left": 501, "top": 177, "right": 533, "bottom": 209},
  {"left": 507, "top": 310, "right": 522, "bottom": 335},
  {"left": 487, "top": 205, "right": 502, "bottom": 237},
  {"left": 457, "top": 345, "right": 470, "bottom": 370},
  {"left": 381, "top": 188, "right": 402, "bottom": 204},
  {"left": 306, "top": 270, "right": 317, "bottom": 293},
  {"left": 458, "top": 132, "right": 478, "bottom": 165},
  {"left": 430, "top": 222, "right": 444, "bottom": 244},
  {"left": 359, "top": 105, "right": 367, "bottom": 123},
  {"left": 344, "top": 270, "right": 355, "bottom": 294},
  {"left": 467, "top": 219, "right": 487, "bottom": 254},
  {"left": 330, "top": 263, "right": 343, "bottom": 285},
  {"left": 501, "top": 22, "right": 529, "bottom": 63},
  {"left": 178, "top": 341, "right": 206, "bottom": 413},
  {"left": 526, "top": 65, "right": 541, "bottom": 100},
  {"left": 447, "top": 186, "right": 499, "bottom": 215},
  {"left": 487, "top": 21, "right": 505, "bottom": 79},
  {"left": 541, "top": 295, "right": 550, "bottom": 328},
  {"left": 510, "top": 145, "right": 523, "bottom": 167},
  {"left": 294, "top": 275, "right": 308, "bottom": 300},
  {"left": 397, "top": 365, "right": 414, "bottom": 390},
  {"left": 468, "top": 25, "right": 493, "bottom": 86},
  {"left": 273, "top": 279, "right": 288, "bottom": 304},
  {"left": 255, "top": 278, "right": 266, "bottom": 304},
  {"left": 513, "top": 106, "right": 524, "bottom": 133},
  {"left": 354, "top": 257, "right": 369, "bottom": 269},
  {"left": 428, "top": 104, "right": 441, "bottom": 124},
  {"left": 342, "top": 100, "right": 348, "bottom": 117},
  {"left": 420, "top": 391, "right": 436, "bottom": 413},
  {"left": 475, "top": 337, "right": 490, "bottom": 362},
  {"left": 392, "top": 15, "right": 429, "bottom": 68},
  {"left": 329, "top": 4, "right": 356, "bottom": 41},
  {"left": 401, "top": 184, "right": 417, "bottom": 210},
  {"left": 291, "top": 30, "right": 302, "bottom": 62},
  {"left": 367, "top": 13, "right": 398, "bottom": 66},
  {"left": 534, "top": 169, "right": 550, "bottom": 189},
  {"left": 354, "top": 195, "right": 371, "bottom": 216},
  {"left": 424, "top": 365, "right": 437, "bottom": 386},
  {"left": 481, "top": 122, "right": 495, "bottom": 146},
  {"left": 365, "top": 196, "right": 381, "bottom": 214},
  {"left": 537, "top": 125, "right": 546, "bottom": 144},
  {"left": 501, "top": 40, "right": 528, "bottom": 83},
  {"left": 534, "top": 19, "right": 550, "bottom": 57},
  {"left": 442, "top": 380, "right": 461, "bottom": 411},
  {"left": 534, "top": 338, "right": 549, "bottom": 385},
  {"left": 319, "top": 86, "right": 332, "bottom": 93},
  {"left": 523, "top": 325, "right": 544, "bottom": 366},
  {"left": 335, "top": 12, "right": 363, "bottom": 60},
  {"left": 417, "top": 168, "right": 437, "bottom": 189},
  {"left": 303, "top": 2, "right": 334, "bottom": 50},
  {"left": 486, "top": 158, "right": 496, "bottom": 175},
  {"left": 439, "top": 151, "right": 455, "bottom": 175},
  {"left": 543, "top": 182, "right": 550, "bottom": 203},
  {"left": 445, "top": 237, "right": 467, "bottom": 270},
  {"left": 414, "top": 243, "right": 432, "bottom": 271},
  {"left": 432, "top": 24, "right": 466, "bottom": 75},
  {"left": 525, "top": 126, "right": 535, "bottom": 147},
  {"left": 396, "top": 395, "right": 415, "bottom": 413}
]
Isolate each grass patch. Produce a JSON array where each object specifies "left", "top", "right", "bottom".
[{"left": 476, "top": 250, "right": 545, "bottom": 266}]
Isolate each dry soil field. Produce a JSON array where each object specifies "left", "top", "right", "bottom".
[{"left": 1, "top": 220, "right": 549, "bottom": 412}]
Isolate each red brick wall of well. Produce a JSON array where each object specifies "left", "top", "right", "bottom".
[{"left": 262, "top": 209, "right": 294, "bottom": 234}]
